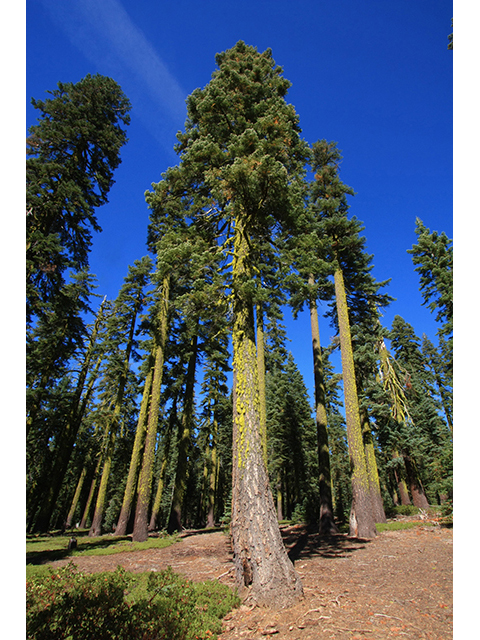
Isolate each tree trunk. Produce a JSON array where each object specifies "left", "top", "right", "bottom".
[
  {"left": 132, "top": 275, "right": 170, "bottom": 542},
  {"left": 148, "top": 401, "right": 175, "bottom": 531},
  {"left": 256, "top": 302, "right": 268, "bottom": 465},
  {"left": 168, "top": 333, "right": 198, "bottom": 533},
  {"left": 65, "top": 464, "right": 87, "bottom": 529},
  {"left": 309, "top": 281, "right": 338, "bottom": 535},
  {"left": 89, "top": 426, "right": 116, "bottom": 537},
  {"left": 392, "top": 450, "right": 411, "bottom": 505},
  {"left": 360, "top": 409, "right": 386, "bottom": 523},
  {"left": 79, "top": 454, "right": 102, "bottom": 529},
  {"left": 276, "top": 472, "right": 284, "bottom": 522},
  {"left": 205, "top": 399, "right": 219, "bottom": 529},
  {"left": 230, "top": 216, "right": 303, "bottom": 608},
  {"left": 31, "top": 302, "right": 106, "bottom": 532},
  {"left": 334, "top": 267, "right": 377, "bottom": 538},
  {"left": 89, "top": 290, "right": 141, "bottom": 537},
  {"left": 403, "top": 453, "right": 429, "bottom": 509},
  {"left": 115, "top": 359, "right": 154, "bottom": 536}
]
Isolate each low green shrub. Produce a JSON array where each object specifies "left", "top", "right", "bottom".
[{"left": 26, "top": 563, "right": 239, "bottom": 640}]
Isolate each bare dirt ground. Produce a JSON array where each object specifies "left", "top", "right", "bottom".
[{"left": 50, "top": 521, "right": 453, "bottom": 640}]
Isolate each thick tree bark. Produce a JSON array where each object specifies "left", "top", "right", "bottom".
[
  {"left": 309, "top": 281, "right": 338, "bottom": 535},
  {"left": 276, "top": 472, "right": 284, "bottom": 522},
  {"left": 115, "top": 360, "right": 154, "bottom": 536},
  {"left": 230, "top": 217, "right": 303, "bottom": 608},
  {"left": 132, "top": 275, "right": 170, "bottom": 542},
  {"left": 168, "top": 333, "right": 198, "bottom": 533},
  {"left": 334, "top": 267, "right": 377, "bottom": 538}
]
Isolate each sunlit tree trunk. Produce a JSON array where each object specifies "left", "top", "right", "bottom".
[
  {"left": 65, "top": 464, "right": 87, "bottom": 529},
  {"left": 132, "top": 275, "right": 170, "bottom": 542},
  {"left": 334, "top": 267, "right": 377, "bottom": 538},
  {"left": 256, "top": 302, "right": 268, "bottom": 465},
  {"left": 230, "top": 216, "right": 303, "bottom": 607},
  {"left": 115, "top": 359, "right": 154, "bottom": 536},
  {"left": 360, "top": 409, "right": 386, "bottom": 523}
]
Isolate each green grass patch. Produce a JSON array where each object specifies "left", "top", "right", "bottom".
[
  {"left": 26, "top": 531, "right": 179, "bottom": 574},
  {"left": 26, "top": 563, "right": 240, "bottom": 640},
  {"left": 375, "top": 520, "right": 435, "bottom": 532}
]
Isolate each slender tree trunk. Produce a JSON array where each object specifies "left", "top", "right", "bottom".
[
  {"left": 360, "top": 409, "right": 386, "bottom": 523},
  {"left": 334, "top": 267, "right": 377, "bottom": 538},
  {"left": 132, "top": 275, "right": 170, "bottom": 542},
  {"left": 309, "top": 280, "right": 338, "bottom": 535},
  {"left": 403, "top": 453, "right": 429, "bottom": 509},
  {"left": 392, "top": 449, "right": 411, "bottom": 506},
  {"left": 89, "top": 291, "right": 141, "bottom": 537},
  {"left": 65, "top": 464, "right": 87, "bottom": 529},
  {"left": 205, "top": 399, "right": 219, "bottom": 529},
  {"left": 148, "top": 401, "right": 175, "bottom": 531},
  {"left": 230, "top": 216, "right": 303, "bottom": 608},
  {"left": 89, "top": 426, "right": 117, "bottom": 536},
  {"left": 79, "top": 454, "right": 102, "bottom": 529},
  {"left": 256, "top": 302, "right": 268, "bottom": 465},
  {"left": 115, "top": 359, "right": 154, "bottom": 536},
  {"left": 31, "top": 303, "right": 106, "bottom": 532},
  {"left": 168, "top": 333, "right": 198, "bottom": 533}
]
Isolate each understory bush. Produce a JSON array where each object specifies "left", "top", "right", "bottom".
[{"left": 26, "top": 563, "right": 239, "bottom": 640}]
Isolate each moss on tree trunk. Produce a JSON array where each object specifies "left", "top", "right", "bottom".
[
  {"left": 334, "top": 267, "right": 377, "bottom": 539},
  {"left": 309, "top": 280, "right": 338, "bottom": 535},
  {"left": 115, "top": 358, "right": 154, "bottom": 536},
  {"left": 132, "top": 275, "right": 170, "bottom": 543},
  {"left": 230, "top": 216, "right": 303, "bottom": 608}
]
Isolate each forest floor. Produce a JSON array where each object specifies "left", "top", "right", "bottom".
[{"left": 48, "top": 518, "right": 453, "bottom": 640}]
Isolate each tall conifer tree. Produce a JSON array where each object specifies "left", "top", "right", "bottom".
[{"left": 173, "top": 41, "right": 308, "bottom": 606}]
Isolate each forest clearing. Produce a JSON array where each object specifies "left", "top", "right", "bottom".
[
  {"left": 26, "top": 13, "right": 453, "bottom": 634},
  {"left": 28, "top": 518, "right": 452, "bottom": 640}
]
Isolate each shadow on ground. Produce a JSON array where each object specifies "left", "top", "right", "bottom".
[{"left": 281, "top": 525, "right": 371, "bottom": 563}]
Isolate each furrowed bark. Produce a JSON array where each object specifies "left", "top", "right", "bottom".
[{"left": 231, "top": 216, "right": 303, "bottom": 608}]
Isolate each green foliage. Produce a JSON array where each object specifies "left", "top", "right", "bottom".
[
  {"left": 27, "top": 74, "right": 131, "bottom": 321},
  {"left": 26, "top": 564, "right": 239, "bottom": 640},
  {"left": 407, "top": 218, "right": 452, "bottom": 347},
  {"left": 266, "top": 353, "right": 318, "bottom": 522}
]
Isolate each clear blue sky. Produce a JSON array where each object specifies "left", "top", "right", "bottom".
[{"left": 26, "top": 0, "right": 453, "bottom": 402}]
